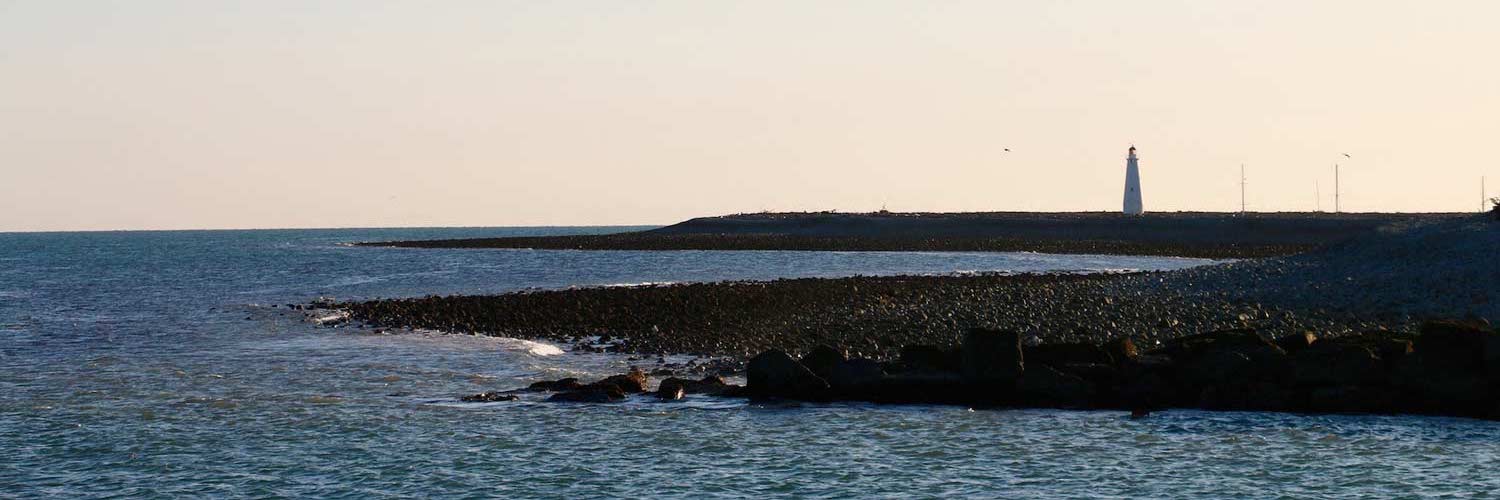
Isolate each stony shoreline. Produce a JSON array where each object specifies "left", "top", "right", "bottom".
[
  {"left": 489, "top": 320, "right": 1500, "bottom": 421},
  {"left": 334, "top": 214, "right": 1496, "bottom": 362},
  {"left": 335, "top": 271, "right": 1382, "bottom": 360},
  {"left": 334, "top": 213, "right": 1497, "bottom": 420}
]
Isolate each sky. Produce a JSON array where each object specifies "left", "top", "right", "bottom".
[{"left": 2, "top": 1, "right": 1497, "bottom": 231}]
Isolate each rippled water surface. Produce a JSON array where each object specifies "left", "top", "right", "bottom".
[{"left": 2, "top": 228, "right": 1497, "bottom": 497}]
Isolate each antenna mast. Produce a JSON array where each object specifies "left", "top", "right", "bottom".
[{"left": 1240, "top": 164, "right": 1247, "bottom": 214}]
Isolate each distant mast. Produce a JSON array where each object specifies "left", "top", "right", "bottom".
[{"left": 1123, "top": 146, "right": 1144, "bottom": 215}]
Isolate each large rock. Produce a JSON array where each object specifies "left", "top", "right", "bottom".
[
  {"left": 1391, "top": 322, "right": 1493, "bottom": 415},
  {"left": 1290, "top": 342, "right": 1383, "bottom": 388},
  {"left": 594, "top": 367, "right": 649, "bottom": 394},
  {"left": 1306, "top": 385, "right": 1395, "bottom": 414},
  {"left": 872, "top": 372, "right": 970, "bottom": 405},
  {"left": 657, "top": 384, "right": 685, "bottom": 401},
  {"left": 899, "top": 345, "right": 960, "bottom": 373},
  {"left": 1486, "top": 332, "right": 1500, "bottom": 386},
  {"left": 1415, "top": 320, "right": 1490, "bottom": 370},
  {"left": 1158, "top": 329, "right": 1285, "bottom": 361},
  {"left": 1119, "top": 371, "right": 1175, "bottom": 411},
  {"left": 1026, "top": 342, "right": 1114, "bottom": 369},
  {"left": 658, "top": 375, "right": 735, "bottom": 396},
  {"left": 828, "top": 358, "right": 885, "bottom": 399},
  {"left": 800, "top": 345, "right": 847, "bottom": 380},
  {"left": 1019, "top": 364, "right": 1095, "bottom": 408},
  {"left": 1274, "top": 332, "right": 1318, "bottom": 353},
  {"left": 460, "top": 392, "right": 519, "bottom": 403},
  {"left": 1162, "top": 329, "right": 1289, "bottom": 389},
  {"left": 961, "top": 328, "right": 1023, "bottom": 384},
  {"left": 1106, "top": 336, "right": 1139, "bottom": 361},
  {"left": 747, "top": 350, "right": 830, "bottom": 400},
  {"left": 548, "top": 385, "right": 626, "bottom": 403},
  {"left": 527, "top": 378, "right": 582, "bottom": 392}
]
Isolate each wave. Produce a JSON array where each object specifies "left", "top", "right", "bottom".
[{"left": 407, "top": 329, "right": 564, "bottom": 356}]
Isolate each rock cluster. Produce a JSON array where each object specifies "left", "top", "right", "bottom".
[
  {"left": 732, "top": 320, "right": 1500, "bottom": 419},
  {"left": 491, "top": 319, "right": 1500, "bottom": 419},
  {"left": 466, "top": 369, "right": 744, "bottom": 403}
]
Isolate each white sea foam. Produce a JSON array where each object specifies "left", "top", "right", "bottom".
[
  {"left": 599, "top": 281, "right": 677, "bottom": 288},
  {"left": 498, "top": 338, "right": 565, "bottom": 356},
  {"left": 407, "top": 329, "right": 566, "bottom": 356},
  {"left": 312, "top": 311, "right": 350, "bottom": 325}
]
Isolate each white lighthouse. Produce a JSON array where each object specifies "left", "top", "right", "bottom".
[{"left": 1123, "top": 146, "right": 1144, "bottom": 215}]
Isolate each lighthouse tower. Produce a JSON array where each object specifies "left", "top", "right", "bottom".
[{"left": 1123, "top": 146, "right": 1144, "bottom": 215}]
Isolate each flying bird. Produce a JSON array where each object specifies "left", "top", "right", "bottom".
[{"left": 1342, "top": 153, "right": 1352, "bottom": 158}]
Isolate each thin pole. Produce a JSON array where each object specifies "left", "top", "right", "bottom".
[
  {"left": 1335, "top": 164, "right": 1341, "bottom": 213},
  {"left": 1484, "top": 176, "right": 1488, "bottom": 213},
  {"left": 1240, "top": 164, "right": 1247, "bottom": 213},
  {"left": 1316, "top": 181, "right": 1322, "bottom": 212}
]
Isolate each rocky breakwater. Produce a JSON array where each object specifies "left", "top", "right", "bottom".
[
  {"left": 746, "top": 319, "right": 1500, "bottom": 418},
  {"left": 461, "top": 367, "right": 747, "bottom": 403},
  {"left": 503, "top": 320, "right": 1500, "bottom": 420}
]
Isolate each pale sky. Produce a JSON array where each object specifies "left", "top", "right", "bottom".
[{"left": 2, "top": 1, "right": 1497, "bottom": 231}]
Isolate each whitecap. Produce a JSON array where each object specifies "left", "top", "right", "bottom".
[
  {"left": 312, "top": 311, "right": 350, "bottom": 325},
  {"left": 485, "top": 337, "right": 565, "bottom": 356},
  {"left": 600, "top": 281, "right": 676, "bottom": 288}
]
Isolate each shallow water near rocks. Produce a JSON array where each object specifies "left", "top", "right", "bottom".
[{"left": 2, "top": 227, "right": 1497, "bottom": 497}]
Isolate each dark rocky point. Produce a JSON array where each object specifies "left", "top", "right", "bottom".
[
  {"left": 546, "top": 319, "right": 1500, "bottom": 420},
  {"left": 460, "top": 392, "right": 519, "bottom": 403}
]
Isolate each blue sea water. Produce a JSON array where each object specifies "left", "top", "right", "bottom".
[{"left": 1, "top": 227, "right": 1497, "bottom": 498}]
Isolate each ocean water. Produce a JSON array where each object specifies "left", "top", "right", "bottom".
[{"left": 2, "top": 227, "right": 1497, "bottom": 498}]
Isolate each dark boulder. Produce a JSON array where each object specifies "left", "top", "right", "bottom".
[
  {"left": 899, "top": 345, "right": 960, "bottom": 373},
  {"left": 657, "top": 378, "right": 688, "bottom": 399},
  {"left": 1307, "top": 385, "right": 1395, "bottom": 414},
  {"left": 1275, "top": 332, "right": 1318, "bottom": 353},
  {"left": 801, "top": 345, "right": 847, "bottom": 380},
  {"left": 1162, "top": 329, "right": 1289, "bottom": 387},
  {"left": 1050, "top": 362, "right": 1122, "bottom": 406},
  {"left": 527, "top": 378, "right": 582, "bottom": 392},
  {"left": 1414, "top": 320, "right": 1490, "bottom": 370},
  {"left": 594, "top": 368, "right": 649, "bottom": 394},
  {"left": 548, "top": 385, "right": 626, "bottom": 403},
  {"left": 1019, "top": 364, "right": 1095, "bottom": 408},
  {"left": 1290, "top": 341, "right": 1382, "bottom": 388},
  {"left": 961, "top": 328, "right": 1023, "bottom": 384},
  {"left": 1486, "top": 331, "right": 1500, "bottom": 385},
  {"left": 828, "top": 358, "right": 885, "bottom": 398},
  {"left": 1158, "top": 329, "right": 1285, "bottom": 360},
  {"left": 1119, "top": 372, "right": 1175, "bottom": 411},
  {"left": 657, "top": 384, "right": 685, "bottom": 401},
  {"left": 747, "top": 350, "right": 830, "bottom": 400},
  {"left": 1391, "top": 322, "right": 1493, "bottom": 415},
  {"left": 1106, "top": 336, "right": 1139, "bottom": 361},
  {"left": 659, "top": 375, "right": 736, "bottom": 396},
  {"left": 1026, "top": 342, "right": 1114, "bottom": 370},
  {"left": 1181, "top": 349, "right": 1253, "bottom": 387},
  {"left": 460, "top": 392, "right": 519, "bottom": 403},
  {"left": 872, "top": 372, "right": 969, "bottom": 405}
]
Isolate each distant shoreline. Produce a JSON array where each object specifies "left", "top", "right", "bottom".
[
  {"left": 332, "top": 214, "right": 1496, "bottom": 360},
  {"left": 354, "top": 211, "right": 1449, "bottom": 259}
]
